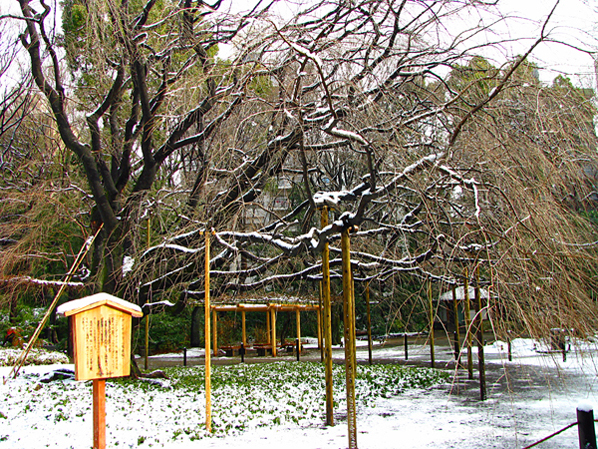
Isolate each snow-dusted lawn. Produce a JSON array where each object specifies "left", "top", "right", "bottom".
[
  {"left": 1, "top": 338, "right": 598, "bottom": 448},
  {"left": 0, "top": 355, "right": 445, "bottom": 448}
]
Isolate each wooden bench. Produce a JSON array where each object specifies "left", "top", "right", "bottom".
[
  {"left": 253, "top": 343, "right": 272, "bottom": 356},
  {"left": 220, "top": 345, "right": 242, "bottom": 357}
]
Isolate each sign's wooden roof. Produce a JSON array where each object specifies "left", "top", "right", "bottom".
[{"left": 57, "top": 293, "right": 143, "bottom": 318}]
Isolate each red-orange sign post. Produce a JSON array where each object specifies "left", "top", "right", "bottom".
[{"left": 57, "top": 293, "right": 143, "bottom": 449}]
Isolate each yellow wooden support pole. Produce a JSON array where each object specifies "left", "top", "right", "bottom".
[
  {"left": 242, "top": 310, "right": 247, "bottom": 348},
  {"left": 464, "top": 269, "right": 473, "bottom": 379},
  {"left": 144, "top": 314, "right": 149, "bottom": 370},
  {"left": 270, "top": 306, "right": 277, "bottom": 357},
  {"left": 266, "top": 307, "right": 271, "bottom": 345},
  {"left": 318, "top": 282, "right": 323, "bottom": 352},
  {"left": 366, "top": 282, "right": 373, "bottom": 366},
  {"left": 351, "top": 274, "right": 357, "bottom": 379},
  {"left": 317, "top": 303, "right": 322, "bottom": 352},
  {"left": 321, "top": 207, "right": 334, "bottom": 426},
  {"left": 296, "top": 309, "right": 301, "bottom": 353},
  {"left": 341, "top": 228, "right": 357, "bottom": 449},
  {"left": 428, "top": 281, "right": 435, "bottom": 369},
  {"left": 204, "top": 231, "right": 212, "bottom": 433}
]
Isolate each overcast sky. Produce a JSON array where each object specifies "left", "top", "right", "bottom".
[
  {"left": 2, "top": 0, "right": 597, "bottom": 87},
  {"left": 496, "top": 0, "right": 598, "bottom": 85}
]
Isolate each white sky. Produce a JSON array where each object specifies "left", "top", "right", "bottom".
[
  {"left": 495, "top": 0, "right": 598, "bottom": 85},
  {"left": 219, "top": 0, "right": 598, "bottom": 86},
  {"left": 1, "top": 0, "right": 597, "bottom": 86}
]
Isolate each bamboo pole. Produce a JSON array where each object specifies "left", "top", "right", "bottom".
[
  {"left": 428, "top": 281, "right": 435, "bottom": 369},
  {"left": 270, "top": 306, "right": 277, "bottom": 357},
  {"left": 366, "top": 282, "right": 373, "bottom": 366},
  {"left": 266, "top": 307, "right": 271, "bottom": 345},
  {"left": 321, "top": 207, "right": 334, "bottom": 426},
  {"left": 6, "top": 225, "right": 103, "bottom": 383},
  {"left": 341, "top": 228, "right": 357, "bottom": 449},
  {"left": 464, "top": 269, "right": 473, "bottom": 379},
  {"left": 351, "top": 274, "right": 357, "bottom": 379},
  {"left": 144, "top": 313, "right": 149, "bottom": 370},
  {"left": 318, "top": 282, "right": 323, "bottom": 357},
  {"left": 317, "top": 302, "right": 323, "bottom": 353},
  {"left": 241, "top": 310, "right": 247, "bottom": 348},
  {"left": 204, "top": 231, "right": 212, "bottom": 432}
]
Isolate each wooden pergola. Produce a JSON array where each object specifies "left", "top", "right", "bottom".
[{"left": 210, "top": 302, "right": 322, "bottom": 357}]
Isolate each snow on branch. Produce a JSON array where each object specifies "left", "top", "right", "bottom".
[
  {"left": 313, "top": 190, "right": 354, "bottom": 207},
  {"left": 327, "top": 127, "right": 367, "bottom": 145},
  {"left": 141, "top": 242, "right": 203, "bottom": 260},
  {"left": 0, "top": 276, "right": 85, "bottom": 290}
]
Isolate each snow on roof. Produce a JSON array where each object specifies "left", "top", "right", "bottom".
[{"left": 57, "top": 293, "right": 143, "bottom": 317}]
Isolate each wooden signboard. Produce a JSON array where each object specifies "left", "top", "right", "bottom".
[
  {"left": 57, "top": 293, "right": 143, "bottom": 380},
  {"left": 57, "top": 293, "right": 143, "bottom": 449}
]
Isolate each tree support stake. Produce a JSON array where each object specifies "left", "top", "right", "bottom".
[
  {"left": 321, "top": 207, "right": 334, "bottom": 426},
  {"left": 342, "top": 228, "right": 357, "bottom": 449},
  {"left": 204, "top": 231, "right": 212, "bottom": 432}
]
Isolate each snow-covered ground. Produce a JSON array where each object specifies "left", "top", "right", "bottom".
[{"left": 1, "top": 337, "right": 598, "bottom": 448}]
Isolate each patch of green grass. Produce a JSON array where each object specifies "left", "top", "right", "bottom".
[{"left": 154, "top": 361, "right": 448, "bottom": 435}]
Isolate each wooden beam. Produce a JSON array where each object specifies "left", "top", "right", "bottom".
[{"left": 93, "top": 379, "right": 106, "bottom": 449}]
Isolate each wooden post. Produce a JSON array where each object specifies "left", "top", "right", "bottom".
[
  {"left": 317, "top": 304, "right": 323, "bottom": 354},
  {"left": 428, "top": 281, "right": 435, "bottom": 369},
  {"left": 318, "top": 282, "right": 323, "bottom": 357},
  {"left": 341, "top": 228, "right": 357, "bottom": 449},
  {"left": 351, "top": 275, "right": 357, "bottom": 379},
  {"left": 366, "top": 282, "right": 373, "bottom": 366},
  {"left": 204, "top": 231, "right": 212, "bottom": 432},
  {"left": 452, "top": 285, "right": 461, "bottom": 365},
  {"left": 212, "top": 308, "right": 218, "bottom": 357},
  {"left": 144, "top": 313, "right": 149, "bottom": 370},
  {"left": 321, "top": 207, "right": 334, "bottom": 427},
  {"left": 578, "top": 406, "right": 597, "bottom": 449},
  {"left": 476, "top": 270, "right": 486, "bottom": 401},
  {"left": 266, "top": 307, "right": 271, "bottom": 345},
  {"left": 241, "top": 310, "right": 247, "bottom": 348},
  {"left": 93, "top": 379, "right": 106, "bottom": 449},
  {"left": 464, "top": 270, "right": 473, "bottom": 379},
  {"left": 404, "top": 333, "right": 408, "bottom": 360},
  {"left": 296, "top": 308, "right": 301, "bottom": 354},
  {"left": 270, "top": 306, "right": 277, "bottom": 357},
  {"left": 507, "top": 330, "right": 512, "bottom": 362}
]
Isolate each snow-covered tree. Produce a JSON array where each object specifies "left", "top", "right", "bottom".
[{"left": 5, "top": 0, "right": 598, "bottom": 338}]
